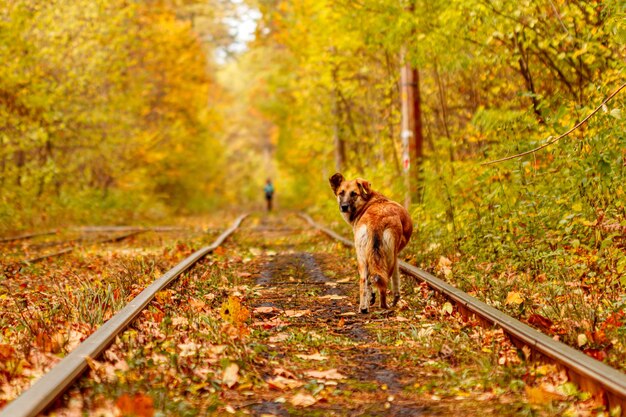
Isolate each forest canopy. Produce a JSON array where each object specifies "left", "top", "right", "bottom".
[{"left": 1, "top": 0, "right": 625, "bottom": 235}]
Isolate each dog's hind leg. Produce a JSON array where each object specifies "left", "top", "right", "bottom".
[
  {"left": 369, "top": 274, "right": 388, "bottom": 309},
  {"left": 391, "top": 260, "right": 401, "bottom": 307}
]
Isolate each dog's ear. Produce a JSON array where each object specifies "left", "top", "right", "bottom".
[
  {"left": 356, "top": 178, "right": 372, "bottom": 199},
  {"left": 329, "top": 173, "right": 344, "bottom": 195}
]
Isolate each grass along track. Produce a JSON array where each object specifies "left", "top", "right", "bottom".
[
  {"left": 39, "top": 212, "right": 604, "bottom": 416},
  {"left": 0, "top": 213, "right": 244, "bottom": 412}
]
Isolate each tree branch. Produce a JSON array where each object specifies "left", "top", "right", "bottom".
[{"left": 482, "top": 82, "right": 626, "bottom": 166}]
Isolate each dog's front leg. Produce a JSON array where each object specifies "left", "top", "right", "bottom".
[{"left": 358, "top": 261, "right": 371, "bottom": 314}]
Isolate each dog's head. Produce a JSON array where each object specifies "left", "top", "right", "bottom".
[{"left": 329, "top": 173, "right": 372, "bottom": 218}]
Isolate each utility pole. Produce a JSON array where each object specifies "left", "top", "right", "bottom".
[{"left": 400, "top": 3, "right": 424, "bottom": 208}]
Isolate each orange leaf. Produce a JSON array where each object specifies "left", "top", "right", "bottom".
[
  {"left": 0, "top": 344, "right": 15, "bottom": 361},
  {"left": 583, "top": 348, "right": 608, "bottom": 362},
  {"left": 116, "top": 394, "right": 154, "bottom": 417}
]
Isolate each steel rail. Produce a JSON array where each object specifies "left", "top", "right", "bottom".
[
  {"left": 76, "top": 226, "right": 195, "bottom": 233},
  {"left": 22, "top": 230, "right": 145, "bottom": 264},
  {"left": 75, "top": 226, "right": 146, "bottom": 233},
  {"left": 0, "top": 230, "right": 57, "bottom": 243},
  {"left": 299, "top": 213, "right": 626, "bottom": 413},
  {"left": 0, "top": 214, "right": 248, "bottom": 417}
]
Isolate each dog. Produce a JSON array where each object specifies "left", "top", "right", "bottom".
[{"left": 329, "top": 173, "right": 413, "bottom": 313}]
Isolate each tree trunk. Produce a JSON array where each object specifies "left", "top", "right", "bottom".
[
  {"left": 332, "top": 67, "right": 346, "bottom": 172},
  {"left": 400, "top": 48, "right": 424, "bottom": 207}
]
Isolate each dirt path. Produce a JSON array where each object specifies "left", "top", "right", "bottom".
[{"left": 39, "top": 212, "right": 599, "bottom": 416}]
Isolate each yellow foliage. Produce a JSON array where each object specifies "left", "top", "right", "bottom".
[{"left": 220, "top": 296, "right": 250, "bottom": 328}]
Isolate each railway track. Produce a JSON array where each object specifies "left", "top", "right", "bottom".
[
  {"left": 299, "top": 213, "right": 626, "bottom": 414},
  {"left": 2, "top": 224, "right": 203, "bottom": 264},
  {"left": 21, "top": 230, "right": 145, "bottom": 264},
  {"left": 0, "top": 214, "right": 247, "bottom": 417},
  {"left": 0, "top": 230, "right": 57, "bottom": 244},
  {"left": 3, "top": 212, "right": 625, "bottom": 415}
]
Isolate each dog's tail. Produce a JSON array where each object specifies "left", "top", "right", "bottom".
[{"left": 367, "top": 231, "right": 392, "bottom": 284}]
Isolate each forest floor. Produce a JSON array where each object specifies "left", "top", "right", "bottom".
[{"left": 1, "top": 212, "right": 606, "bottom": 416}]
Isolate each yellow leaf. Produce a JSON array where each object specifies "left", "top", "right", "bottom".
[
  {"left": 524, "top": 385, "right": 563, "bottom": 404},
  {"left": 505, "top": 291, "right": 524, "bottom": 306},
  {"left": 220, "top": 296, "right": 250, "bottom": 328},
  {"left": 296, "top": 353, "right": 328, "bottom": 361}
]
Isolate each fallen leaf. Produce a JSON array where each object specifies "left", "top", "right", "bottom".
[
  {"left": 296, "top": 353, "right": 328, "bottom": 361},
  {"left": 267, "top": 376, "right": 303, "bottom": 390},
  {"left": 223, "top": 363, "right": 240, "bottom": 388},
  {"left": 577, "top": 333, "right": 588, "bottom": 347},
  {"left": 525, "top": 385, "right": 563, "bottom": 404},
  {"left": 437, "top": 256, "right": 452, "bottom": 277},
  {"left": 254, "top": 306, "right": 278, "bottom": 314},
  {"left": 583, "top": 348, "right": 608, "bottom": 361},
  {"left": 209, "top": 345, "right": 228, "bottom": 356},
  {"left": 269, "top": 333, "right": 289, "bottom": 343},
  {"left": 221, "top": 296, "right": 250, "bottom": 329},
  {"left": 178, "top": 342, "right": 200, "bottom": 357},
  {"left": 289, "top": 392, "right": 317, "bottom": 407},
  {"left": 305, "top": 369, "right": 346, "bottom": 380},
  {"left": 249, "top": 247, "right": 262, "bottom": 256},
  {"left": 116, "top": 393, "right": 154, "bottom": 417},
  {"left": 252, "top": 317, "right": 290, "bottom": 329},
  {"left": 284, "top": 309, "right": 310, "bottom": 317},
  {"left": 592, "top": 329, "right": 608, "bottom": 345},
  {"left": 274, "top": 368, "right": 297, "bottom": 379},
  {"left": 155, "top": 290, "right": 173, "bottom": 305},
  {"left": 319, "top": 295, "right": 347, "bottom": 300},
  {"left": 528, "top": 313, "right": 553, "bottom": 330},
  {"left": 0, "top": 344, "right": 15, "bottom": 361},
  {"left": 505, "top": 291, "right": 524, "bottom": 306},
  {"left": 189, "top": 298, "right": 207, "bottom": 311},
  {"left": 171, "top": 316, "right": 187, "bottom": 326}
]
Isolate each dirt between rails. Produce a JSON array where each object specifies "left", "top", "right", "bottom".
[
  {"left": 245, "top": 249, "right": 426, "bottom": 416},
  {"left": 218, "top": 213, "right": 582, "bottom": 416},
  {"left": 32, "top": 212, "right": 602, "bottom": 417}
]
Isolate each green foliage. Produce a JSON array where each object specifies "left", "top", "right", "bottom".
[{"left": 0, "top": 0, "right": 229, "bottom": 231}]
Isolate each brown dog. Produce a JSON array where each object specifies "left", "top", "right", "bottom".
[{"left": 329, "top": 173, "right": 413, "bottom": 313}]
